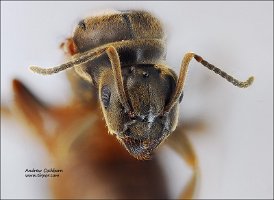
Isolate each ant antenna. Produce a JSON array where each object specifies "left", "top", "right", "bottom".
[
  {"left": 29, "top": 45, "right": 134, "bottom": 115},
  {"left": 29, "top": 48, "right": 106, "bottom": 75},
  {"left": 106, "top": 46, "right": 133, "bottom": 115},
  {"left": 163, "top": 52, "right": 254, "bottom": 114}
]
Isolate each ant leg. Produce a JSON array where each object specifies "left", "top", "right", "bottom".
[
  {"left": 12, "top": 79, "right": 51, "bottom": 146},
  {"left": 52, "top": 108, "right": 96, "bottom": 160},
  {"left": 12, "top": 79, "right": 96, "bottom": 157},
  {"left": 166, "top": 125, "right": 199, "bottom": 199}
]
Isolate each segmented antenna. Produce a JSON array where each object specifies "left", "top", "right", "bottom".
[
  {"left": 194, "top": 55, "right": 254, "bottom": 88},
  {"left": 106, "top": 46, "right": 134, "bottom": 115},
  {"left": 163, "top": 52, "right": 254, "bottom": 114},
  {"left": 29, "top": 48, "right": 106, "bottom": 75}
]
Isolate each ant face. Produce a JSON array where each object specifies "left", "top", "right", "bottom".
[{"left": 99, "top": 64, "right": 179, "bottom": 159}]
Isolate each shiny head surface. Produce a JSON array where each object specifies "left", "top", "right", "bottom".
[{"left": 99, "top": 64, "right": 180, "bottom": 159}]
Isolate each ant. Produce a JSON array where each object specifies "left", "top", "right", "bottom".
[{"left": 9, "top": 10, "right": 253, "bottom": 199}]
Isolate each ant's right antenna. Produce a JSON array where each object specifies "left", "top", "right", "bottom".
[
  {"left": 194, "top": 55, "right": 254, "bottom": 88},
  {"left": 163, "top": 52, "right": 254, "bottom": 114}
]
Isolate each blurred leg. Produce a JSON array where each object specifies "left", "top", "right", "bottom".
[{"left": 167, "top": 125, "right": 200, "bottom": 199}]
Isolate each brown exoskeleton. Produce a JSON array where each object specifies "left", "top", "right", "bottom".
[
  {"left": 6, "top": 9, "right": 254, "bottom": 199},
  {"left": 30, "top": 10, "right": 254, "bottom": 160}
]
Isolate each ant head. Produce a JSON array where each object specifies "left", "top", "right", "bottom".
[{"left": 99, "top": 64, "right": 183, "bottom": 160}]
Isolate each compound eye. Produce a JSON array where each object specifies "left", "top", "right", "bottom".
[
  {"left": 78, "top": 19, "right": 86, "bottom": 30},
  {"left": 179, "top": 91, "right": 184, "bottom": 103},
  {"left": 101, "top": 85, "right": 111, "bottom": 109}
]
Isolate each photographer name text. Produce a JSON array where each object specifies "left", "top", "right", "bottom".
[{"left": 25, "top": 168, "right": 63, "bottom": 178}]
